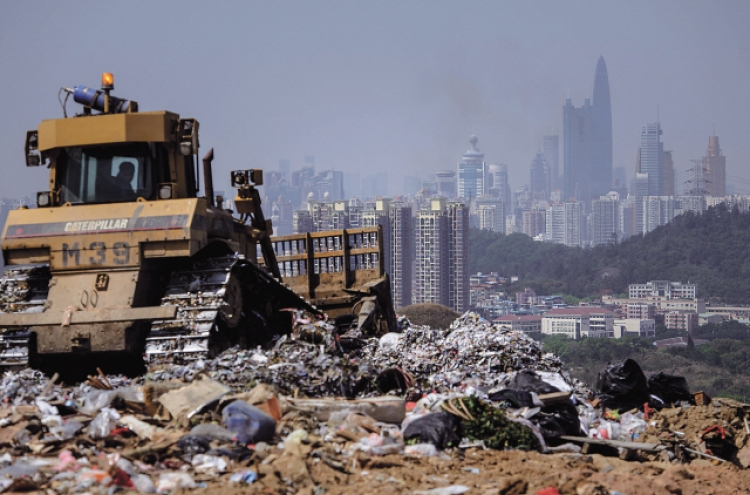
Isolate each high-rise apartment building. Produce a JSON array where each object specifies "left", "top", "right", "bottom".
[
  {"left": 477, "top": 200, "right": 504, "bottom": 233},
  {"left": 543, "top": 135, "right": 560, "bottom": 191},
  {"left": 521, "top": 209, "right": 546, "bottom": 238},
  {"left": 415, "top": 199, "right": 450, "bottom": 307},
  {"left": 704, "top": 135, "right": 726, "bottom": 197},
  {"left": 446, "top": 203, "right": 470, "bottom": 313},
  {"left": 362, "top": 199, "right": 413, "bottom": 309},
  {"left": 643, "top": 196, "right": 676, "bottom": 233},
  {"left": 292, "top": 210, "right": 313, "bottom": 234},
  {"left": 633, "top": 172, "right": 649, "bottom": 235},
  {"left": 546, "top": 201, "right": 582, "bottom": 247},
  {"left": 457, "top": 136, "right": 485, "bottom": 200},
  {"left": 639, "top": 122, "right": 664, "bottom": 196},
  {"left": 414, "top": 198, "right": 469, "bottom": 312},
  {"left": 389, "top": 203, "right": 412, "bottom": 309},
  {"left": 591, "top": 56, "right": 613, "bottom": 198},
  {"left": 529, "top": 152, "right": 551, "bottom": 200},
  {"left": 591, "top": 192, "right": 620, "bottom": 245}
]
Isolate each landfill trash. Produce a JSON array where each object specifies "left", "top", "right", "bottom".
[
  {"left": 89, "top": 407, "right": 121, "bottom": 439},
  {"left": 647, "top": 372, "right": 692, "bottom": 406},
  {"left": 191, "top": 454, "right": 228, "bottom": 474},
  {"left": 0, "top": 312, "right": 748, "bottom": 495},
  {"left": 120, "top": 415, "right": 163, "bottom": 440},
  {"left": 157, "top": 374, "right": 230, "bottom": 419},
  {"left": 413, "top": 485, "right": 470, "bottom": 495},
  {"left": 156, "top": 472, "right": 197, "bottom": 492},
  {"left": 222, "top": 400, "right": 276, "bottom": 445},
  {"left": 596, "top": 359, "right": 649, "bottom": 412},
  {"left": 229, "top": 470, "right": 258, "bottom": 483},
  {"left": 403, "top": 412, "right": 462, "bottom": 449}
]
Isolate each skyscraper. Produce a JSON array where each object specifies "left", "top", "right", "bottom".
[
  {"left": 563, "top": 98, "right": 593, "bottom": 202},
  {"left": 662, "top": 150, "right": 675, "bottom": 196},
  {"left": 529, "top": 152, "right": 551, "bottom": 200},
  {"left": 543, "top": 135, "right": 560, "bottom": 191},
  {"left": 639, "top": 122, "right": 664, "bottom": 196},
  {"left": 487, "top": 164, "right": 511, "bottom": 215},
  {"left": 704, "top": 135, "right": 726, "bottom": 197},
  {"left": 457, "top": 136, "right": 485, "bottom": 200},
  {"left": 591, "top": 56, "right": 613, "bottom": 198},
  {"left": 563, "top": 57, "right": 614, "bottom": 206}
]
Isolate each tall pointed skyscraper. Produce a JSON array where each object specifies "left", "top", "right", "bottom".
[{"left": 591, "top": 56, "right": 613, "bottom": 198}]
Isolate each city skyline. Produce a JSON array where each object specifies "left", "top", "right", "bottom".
[{"left": 2, "top": 2, "right": 750, "bottom": 201}]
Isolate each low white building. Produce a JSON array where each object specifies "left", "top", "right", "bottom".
[
  {"left": 541, "top": 308, "right": 614, "bottom": 339},
  {"left": 493, "top": 315, "right": 542, "bottom": 334},
  {"left": 613, "top": 318, "right": 655, "bottom": 338}
]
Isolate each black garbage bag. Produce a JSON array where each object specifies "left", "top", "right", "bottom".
[
  {"left": 403, "top": 412, "right": 462, "bottom": 449},
  {"left": 596, "top": 358, "right": 649, "bottom": 412},
  {"left": 534, "top": 401, "right": 583, "bottom": 443},
  {"left": 488, "top": 389, "right": 538, "bottom": 408},
  {"left": 177, "top": 434, "right": 212, "bottom": 454},
  {"left": 510, "top": 370, "right": 561, "bottom": 395},
  {"left": 647, "top": 372, "right": 691, "bottom": 406}
]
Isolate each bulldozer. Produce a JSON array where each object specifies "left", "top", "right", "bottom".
[{"left": 0, "top": 73, "right": 395, "bottom": 374}]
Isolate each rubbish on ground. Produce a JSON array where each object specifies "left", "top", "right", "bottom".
[
  {"left": 157, "top": 375, "right": 230, "bottom": 419},
  {"left": 222, "top": 400, "right": 276, "bottom": 445}
]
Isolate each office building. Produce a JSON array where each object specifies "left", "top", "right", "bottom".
[
  {"left": 704, "top": 135, "right": 726, "bottom": 197},
  {"left": 543, "top": 135, "right": 560, "bottom": 191},
  {"left": 663, "top": 150, "right": 675, "bottom": 196},
  {"left": 591, "top": 56, "right": 613, "bottom": 198},
  {"left": 529, "top": 152, "right": 551, "bottom": 200},
  {"left": 629, "top": 281, "right": 697, "bottom": 300},
  {"left": 487, "top": 164, "right": 511, "bottom": 215},
  {"left": 639, "top": 122, "right": 664, "bottom": 196},
  {"left": 563, "top": 98, "right": 593, "bottom": 202},
  {"left": 457, "top": 136, "right": 485, "bottom": 200},
  {"left": 436, "top": 170, "right": 457, "bottom": 198}
]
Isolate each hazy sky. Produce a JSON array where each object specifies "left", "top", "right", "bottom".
[{"left": 2, "top": 1, "right": 750, "bottom": 199}]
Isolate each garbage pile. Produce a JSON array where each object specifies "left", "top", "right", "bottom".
[{"left": 0, "top": 312, "right": 749, "bottom": 495}]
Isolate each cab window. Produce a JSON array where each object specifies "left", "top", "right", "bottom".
[{"left": 58, "top": 143, "right": 160, "bottom": 204}]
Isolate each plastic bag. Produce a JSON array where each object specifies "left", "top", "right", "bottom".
[
  {"left": 403, "top": 412, "right": 462, "bottom": 449},
  {"left": 647, "top": 372, "right": 691, "bottom": 406},
  {"left": 510, "top": 370, "right": 561, "bottom": 395},
  {"left": 222, "top": 400, "right": 276, "bottom": 445},
  {"left": 533, "top": 401, "right": 582, "bottom": 442},
  {"left": 487, "top": 389, "right": 538, "bottom": 408},
  {"left": 595, "top": 359, "right": 649, "bottom": 412},
  {"left": 190, "top": 423, "right": 235, "bottom": 442},
  {"left": 156, "top": 472, "right": 196, "bottom": 493},
  {"left": 89, "top": 407, "right": 121, "bottom": 439}
]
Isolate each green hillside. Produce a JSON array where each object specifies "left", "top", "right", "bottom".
[{"left": 470, "top": 203, "right": 750, "bottom": 304}]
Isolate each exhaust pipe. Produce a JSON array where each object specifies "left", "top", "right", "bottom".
[{"left": 202, "top": 148, "right": 215, "bottom": 207}]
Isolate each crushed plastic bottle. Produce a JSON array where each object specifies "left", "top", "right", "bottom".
[{"left": 222, "top": 400, "right": 275, "bottom": 445}]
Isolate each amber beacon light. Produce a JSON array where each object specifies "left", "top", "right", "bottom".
[{"left": 101, "top": 72, "right": 114, "bottom": 90}]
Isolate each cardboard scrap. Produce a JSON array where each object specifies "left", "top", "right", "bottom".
[{"left": 157, "top": 375, "right": 230, "bottom": 419}]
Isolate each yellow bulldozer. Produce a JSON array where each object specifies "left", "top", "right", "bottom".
[{"left": 0, "top": 73, "right": 395, "bottom": 374}]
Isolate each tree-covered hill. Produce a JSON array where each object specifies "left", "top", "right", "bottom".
[{"left": 470, "top": 203, "right": 750, "bottom": 304}]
